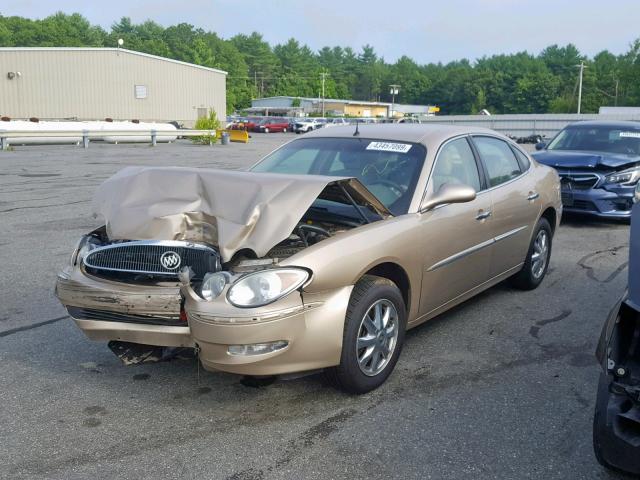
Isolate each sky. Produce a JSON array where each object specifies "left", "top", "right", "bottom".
[{"left": 2, "top": 0, "right": 639, "bottom": 64}]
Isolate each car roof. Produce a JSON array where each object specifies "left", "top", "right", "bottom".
[
  {"left": 303, "top": 123, "right": 501, "bottom": 146},
  {"left": 566, "top": 120, "right": 640, "bottom": 129}
]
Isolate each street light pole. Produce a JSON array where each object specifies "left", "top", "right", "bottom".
[
  {"left": 575, "top": 61, "right": 586, "bottom": 114},
  {"left": 389, "top": 84, "right": 400, "bottom": 119},
  {"left": 320, "top": 71, "right": 328, "bottom": 117}
]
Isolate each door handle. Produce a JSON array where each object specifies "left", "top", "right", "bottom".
[
  {"left": 527, "top": 192, "right": 540, "bottom": 201},
  {"left": 476, "top": 210, "right": 492, "bottom": 220}
]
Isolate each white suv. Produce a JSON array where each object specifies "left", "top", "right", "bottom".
[{"left": 294, "top": 119, "right": 323, "bottom": 133}]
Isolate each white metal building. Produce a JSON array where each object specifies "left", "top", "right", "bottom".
[{"left": 0, "top": 47, "right": 227, "bottom": 126}]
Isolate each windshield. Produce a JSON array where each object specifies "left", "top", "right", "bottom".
[
  {"left": 547, "top": 125, "right": 640, "bottom": 155},
  {"left": 251, "top": 137, "right": 427, "bottom": 215}
]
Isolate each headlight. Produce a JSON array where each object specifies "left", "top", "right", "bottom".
[
  {"left": 201, "top": 272, "right": 229, "bottom": 301},
  {"left": 70, "top": 235, "right": 100, "bottom": 266},
  {"left": 606, "top": 166, "right": 640, "bottom": 185},
  {"left": 227, "top": 268, "right": 309, "bottom": 308},
  {"left": 69, "top": 236, "right": 86, "bottom": 266}
]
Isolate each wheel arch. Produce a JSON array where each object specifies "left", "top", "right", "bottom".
[
  {"left": 540, "top": 206, "right": 558, "bottom": 234},
  {"left": 362, "top": 262, "right": 411, "bottom": 314}
]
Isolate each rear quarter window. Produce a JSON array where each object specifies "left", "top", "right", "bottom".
[{"left": 511, "top": 146, "right": 531, "bottom": 171}]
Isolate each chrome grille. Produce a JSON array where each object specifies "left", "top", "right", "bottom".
[
  {"left": 559, "top": 173, "right": 599, "bottom": 190},
  {"left": 83, "top": 241, "right": 220, "bottom": 279}
]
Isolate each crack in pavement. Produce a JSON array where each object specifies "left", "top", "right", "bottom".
[
  {"left": 0, "top": 315, "right": 68, "bottom": 338},
  {"left": 226, "top": 409, "right": 358, "bottom": 480},
  {"left": 529, "top": 309, "right": 573, "bottom": 339},
  {"left": 577, "top": 245, "right": 629, "bottom": 283},
  {"left": 0, "top": 199, "right": 89, "bottom": 214}
]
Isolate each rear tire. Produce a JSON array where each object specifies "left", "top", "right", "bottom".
[
  {"left": 511, "top": 217, "right": 552, "bottom": 290},
  {"left": 324, "top": 275, "right": 406, "bottom": 394}
]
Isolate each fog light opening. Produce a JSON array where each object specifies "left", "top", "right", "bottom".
[{"left": 228, "top": 340, "right": 289, "bottom": 356}]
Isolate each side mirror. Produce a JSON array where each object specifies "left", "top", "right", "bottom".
[
  {"left": 535, "top": 142, "right": 547, "bottom": 151},
  {"left": 421, "top": 183, "right": 477, "bottom": 212}
]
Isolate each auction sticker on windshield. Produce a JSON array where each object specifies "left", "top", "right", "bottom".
[
  {"left": 366, "top": 141, "right": 412, "bottom": 153},
  {"left": 620, "top": 132, "right": 640, "bottom": 138}
]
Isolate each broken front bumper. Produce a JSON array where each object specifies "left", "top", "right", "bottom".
[
  {"left": 55, "top": 267, "right": 192, "bottom": 347},
  {"left": 55, "top": 267, "right": 352, "bottom": 376},
  {"left": 594, "top": 295, "right": 640, "bottom": 474}
]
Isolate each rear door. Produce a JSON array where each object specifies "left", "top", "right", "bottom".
[
  {"left": 418, "top": 136, "right": 494, "bottom": 316},
  {"left": 471, "top": 136, "right": 540, "bottom": 278}
]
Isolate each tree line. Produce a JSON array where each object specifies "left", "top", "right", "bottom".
[{"left": 1, "top": 12, "right": 639, "bottom": 114}]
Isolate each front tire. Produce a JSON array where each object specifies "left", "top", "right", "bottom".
[
  {"left": 325, "top": 275, "right": 406, "bottom": 394},
  {"left": 511, "top": 217, "right": 552, "bottom": 290}
]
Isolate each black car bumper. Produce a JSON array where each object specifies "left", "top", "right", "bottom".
[{"left": 594, "top": 297, "right": 640, "bottom": 474}]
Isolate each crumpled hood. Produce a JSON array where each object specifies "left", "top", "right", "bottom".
[
  {"left": 533, "top": 150, "right": 640, "bottom": 170},
  {"left": 92, "top": 166, "right": 389, "bottom": 262}
]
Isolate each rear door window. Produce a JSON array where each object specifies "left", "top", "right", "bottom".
[{"left": 472, "top": 136, "right": 522, "bottom": 187}]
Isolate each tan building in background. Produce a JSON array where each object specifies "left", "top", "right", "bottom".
[
  {"left": 250, "top": 96, "right": 436, "bottom": 118},
  {"left": 0, "top": 47, "right": 227, "bottom": 126}
]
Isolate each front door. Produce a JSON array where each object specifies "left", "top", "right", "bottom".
[{"left": 419, "top": 136, "right": 494, "bottom": 317}]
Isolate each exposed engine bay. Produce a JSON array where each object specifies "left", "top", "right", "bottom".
[
  {"left": 79, "top": 214, "right": 354, "bottom": 281},
  {"left": 231, "top": 218, "right": 350, "bottom": 272}
]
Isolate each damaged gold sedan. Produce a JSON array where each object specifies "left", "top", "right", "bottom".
[{"left": 56, "top": 124, "right": 561, "bottom": 393}]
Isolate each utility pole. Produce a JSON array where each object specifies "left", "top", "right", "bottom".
[
  {"left": 575, "top": 61, "right": 586, "bottom": 114},
  {"left": 615, "top": 78, "right": 619, "bottom": 106},
  {"left": 320, "top": 71, "right": 328, "bottom": 117},
  {"left": 255, "top": 72, "right": 264, "bottom": 98},
  {"left": 389, "top": 84, "right": 400, "bottom": 119}
]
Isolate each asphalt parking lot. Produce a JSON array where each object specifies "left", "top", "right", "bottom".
[{"left": 0, "top": 133, "right": 632, "bottom": 479}]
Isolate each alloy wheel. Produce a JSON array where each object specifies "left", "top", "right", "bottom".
[
  {"left": 531, "top": 229, "right": 549, "bottom": 279},
  {"left": 356, "top": 299, "right": 399, "bottom": 376}
]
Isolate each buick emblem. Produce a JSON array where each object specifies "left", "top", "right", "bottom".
[{"left": 160, "top": 251, "right": 181, "bottom": 270}]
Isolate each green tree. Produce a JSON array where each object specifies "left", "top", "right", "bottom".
[{"left": 3, "top": 12, "right": 640, "bottom": 114}]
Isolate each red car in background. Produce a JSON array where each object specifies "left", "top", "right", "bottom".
[
  {"left": 230, "top": 117, "right": 261, "bottom": 131},
  {"left": 253, "top": 118, "right": 290, "bottom": 133}
]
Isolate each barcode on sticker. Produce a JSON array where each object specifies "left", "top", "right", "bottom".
[
  {"left": 366, "top": 141, "right": 412, "bottom": 153},
  {"left": 620, "top": 132, "right": 640, "bottom": 138}
]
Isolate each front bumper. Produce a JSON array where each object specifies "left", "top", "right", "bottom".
[
  {"left": 561, "top": 185, "right": 634, "bottom": 218},
  {"left": 183, "top": 284, "right": 352, "bottom": 375},
  {"left": 594, "top": 295, "right": 640, "bottom": 474},
  {"left": 56, "top": 267, "right": 352, "bottom": 376},
  {"left": 55, "top": 266, "right": 191, "bottom": 347}
]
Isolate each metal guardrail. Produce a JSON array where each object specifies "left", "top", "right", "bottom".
[{"left": 0, "top": 129, "right": 222, "bottom": 150}]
